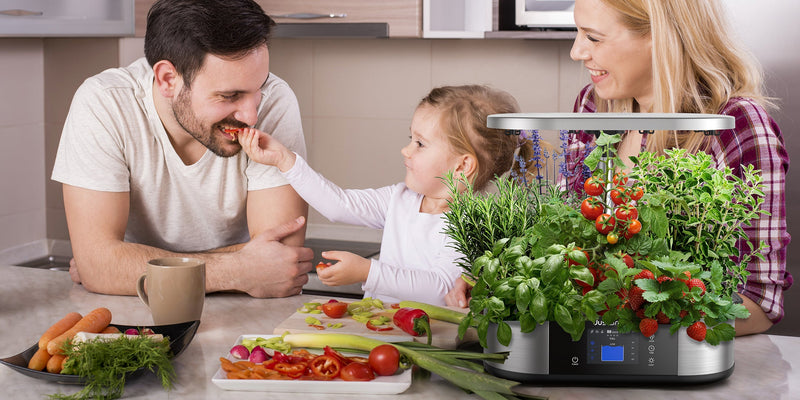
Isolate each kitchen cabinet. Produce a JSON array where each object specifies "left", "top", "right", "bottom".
[{"left": 134, "top": 0, "right": 422, "bottom": 38}]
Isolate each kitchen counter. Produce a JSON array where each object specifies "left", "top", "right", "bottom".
[{"left": 1, "top": 265, "right": 797, "bottom": 399}]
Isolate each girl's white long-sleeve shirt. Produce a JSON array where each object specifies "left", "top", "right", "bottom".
[{"left": 282, "top": 155, "right": 463, "bottom": 306}]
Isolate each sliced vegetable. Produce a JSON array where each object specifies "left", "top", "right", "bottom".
[
  {"left": 248, "top": 346, "right": 268, "bottom": 363},
  {"left": 321, "top": 300, "right": 349, "bottom": 318},
  {"left": 309, "top": 355, "right": 342, "bottom": 379},
  {"left": 340, "top": 362, "right": 375, "bottom": 381},
  {"left": 393, "top": 308, "right": 432, "bottom": 345}
]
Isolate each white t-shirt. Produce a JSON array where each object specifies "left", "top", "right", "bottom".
[
  {"left": 51, "top": 58, "right": 306, "bottom": 252},
  {"left": 283, "top": 156, "right": 463, "bottom": 306}
]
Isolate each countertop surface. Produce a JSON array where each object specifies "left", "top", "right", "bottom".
[{"left": 1, "top": 265, "right": 798, "bottom": 399}]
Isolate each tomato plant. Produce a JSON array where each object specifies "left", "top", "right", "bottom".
[
  {"left": 583, "top": 176, "right": 604, "bottom": 196},
  {"left": 580, "top": 198, "right": 604, "bottom": 221},
  {"left": 368, "top": 344, "right": 400, "bottom": 376},
  {"left": 321, "top": 301, "right": 348, "bottom": 318},
  {"left": 340, "top": 362, "right": 375, "bottom": 381}
]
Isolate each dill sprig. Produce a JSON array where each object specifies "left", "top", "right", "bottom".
[{"left": 49, "top": 335, "right": 175, "bottom": 400}]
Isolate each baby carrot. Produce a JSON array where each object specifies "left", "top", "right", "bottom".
[
  {"left": 46, "top": 307, "right": 113, "bottom": 355},
  {"left": 27, "top": 346, "right": 51, "bottom": 371},
  {"left": 100, "top": 325, "right": 120, "bottom": 334},
  {"left": 46, "top": 354, "right": 66, "bottom": 374},
  {"left": 38, "top": 312, "right": 83, "bottom": 350}
]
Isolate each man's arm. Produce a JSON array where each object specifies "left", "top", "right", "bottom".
[
  {"left": 735, "top": 295, "right": 774, "bottom": 336},
  {"left": 246, "top": 184, "right": 308, "bottom": 247},
  {"left": 64, "top": 184, "right": 313, "bottom": 297}
]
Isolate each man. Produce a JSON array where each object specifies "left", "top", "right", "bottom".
[{"left": 51, "top": 0, "right": 313, "bottom": 297}]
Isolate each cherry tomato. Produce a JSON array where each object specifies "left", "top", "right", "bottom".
[
  {"left": 627, "top": 219, "right": 642, "bottom": 235},
  {"left": 583, "top": 176, "right": 604, "bottom": 196},
  {"left": 613, "top": 173, "right": 628, "bottom": 186},
  {"left": 609, "top": 187, "right": 627, "bottom": 205},
  {"left": 340, "top": 361, "right": 376, "bottom": 381},
  {"left": 629, "top": 186, "right": 644, "bottom": 201},
  {"left": 368, "top": 344, "right": 400, "bottom": 376},
  {"left": 321, "top": 301, "right": 348, "bottom": 318},
  {"left": 606, "top": 232, "right": 619, "bottom": 244},
  {"left": 309, "top": 355, "right": 342, "bottom": 379},
  {"left": 580, "top": 198, "right": 604, "bottom": 221},
  {"left": 614, "top": 204, "right": 639, "bottom": 221},
  {"left": 595, "top": 213, "right": 616, "bottom": 235}
]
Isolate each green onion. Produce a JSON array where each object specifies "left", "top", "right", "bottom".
[{"left": 283, "top": 333, "right": 546, "bottom": 400}]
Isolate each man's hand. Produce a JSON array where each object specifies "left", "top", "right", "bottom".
[
  {"left": 315, "top": 251, "right": 371, "bottom": 286},
  {"left": 233, "top": 216, "right": 314, "bottom": 297},
  {"left": 69, "top": 258, "right": 81, "bottom": 284}
]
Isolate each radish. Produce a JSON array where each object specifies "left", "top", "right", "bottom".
[
  {"left": 249, "top": 346, "right": 268, "bottom": 363},
  {"left": 229, "top": 344, "right": 250, "bottom": 360}
]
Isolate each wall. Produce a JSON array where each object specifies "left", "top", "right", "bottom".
[{"left": 0, "top": 39, "right": 45, "bottom": 251}]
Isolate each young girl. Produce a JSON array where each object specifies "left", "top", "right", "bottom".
[{"left": 239, "top": 85, "right": 531, "bottom": 306}]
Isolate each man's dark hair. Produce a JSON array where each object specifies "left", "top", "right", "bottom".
[{"left": 144, "top": 0, "right": 275, "bottom": 87}]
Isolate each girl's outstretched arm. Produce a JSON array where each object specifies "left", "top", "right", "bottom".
[{"left": 239, "top": 127, "right": 297, "bottom": 172}]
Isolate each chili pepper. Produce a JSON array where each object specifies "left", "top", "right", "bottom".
[{"left": 393, "top": 307, "right": 432, "bottom": 345}]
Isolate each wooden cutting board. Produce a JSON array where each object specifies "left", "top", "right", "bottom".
[{"left": 273, "top": 299, "right": 477, "bottom": 349}]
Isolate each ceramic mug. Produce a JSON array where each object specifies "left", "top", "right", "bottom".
[{"left": 136, "top": 257, "right": 205, "bottom": 325}]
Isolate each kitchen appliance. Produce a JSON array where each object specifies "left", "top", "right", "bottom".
[{"left": 481, "top": 112, "right": 736, "bottom": 384}]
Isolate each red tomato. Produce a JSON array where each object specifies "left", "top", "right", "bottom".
[
  {"left": 595, "top": 214, "right": 616, "bottom": 235},
  {"left": 583, "top": 176, "right": 604, "bottom": 196},
  {"left": 613, "top": 173, "right": 628, "bottom": 186},
  {"left": 629, "top": 186, "right": 644, "bottom": 201},
  {"left": 321, "top": 301, "right": 348, "bottom": 318},
  {"left": 580, "top": 198, "right": 604, "bottom": 221},
  {"left": 340, "top": 362, "right": 375, "bottom": 381},
  {"left": 627, "top": 219, "right": 642, "bottom": 235},
  {"left": 609, "top": 187, "right": 627, "bottom": 205},
  {"left": 309, "top": 355, "right": 342, "bottom": 379},
  {"left": 614, "top": 204, "right": 638, "bottom": 221},
  {"left": 368, "top": 344, "right": 400, "bottom": 376}
]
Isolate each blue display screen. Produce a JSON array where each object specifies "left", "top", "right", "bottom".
[{"left": 601, "top": 345, "right": 624, "bottom": 362}]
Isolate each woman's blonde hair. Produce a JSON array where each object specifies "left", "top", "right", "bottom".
[
  {"left": 419, "top": 85, "right": 534, "bottom": 190},
  {"left": 596, "top": 0, "right": 773, "bottom": 153}
]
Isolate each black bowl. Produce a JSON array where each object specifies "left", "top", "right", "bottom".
[{"left": 0, "top": 320, "right": 200, "bottom": 385}]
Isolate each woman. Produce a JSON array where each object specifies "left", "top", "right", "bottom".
[{"left": 447, "top": 0, "right": 792, "bottom": 336}]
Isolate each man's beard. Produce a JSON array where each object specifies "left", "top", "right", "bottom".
[{"left": 172, "top": 86, "right": 242, "bottom": 158}]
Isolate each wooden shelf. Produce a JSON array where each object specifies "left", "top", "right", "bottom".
[{"left": 484, "top": 30, "right": 577, "bottom": 40}]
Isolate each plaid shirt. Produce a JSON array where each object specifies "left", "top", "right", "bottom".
[{"left": 565, "top": 85, "right": 793, "bottom": 323}]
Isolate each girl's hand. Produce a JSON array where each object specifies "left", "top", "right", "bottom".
[
  {"left": 238, "top": 127, "right": 296, "bottom": 172},
  {"left": 316, "top": 251, "right": 371, "bottom": 286}
]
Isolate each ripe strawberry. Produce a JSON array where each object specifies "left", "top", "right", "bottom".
[
  {"left": 635, "top": 309, "right": 646, "bottom": 319},
  {"left": 656, "top": 312, "right": 670, "bottom": 324},
  {"left": 686, "top": 278, "right": 706, "bottom": 295},
  {"left": 628, "top": 286, "right": 645, "bottom": 310},
  {"left": 640, "top": 318, "right": 658, "bottom": 338},
  {"left": 687, "top": 321, "right": 707, "bottom": 342},
  {"left": 634, "top": 270, "right": 655, "bottom": 281},
  {"left": 657, "top": 275, "right": 673, "bottom": 284},
  {"left": 622, "top": 254, "right": 634, "bottom": 268},
  {"left": 679, "top": 310, "right": 689, "bottom": 319}
]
